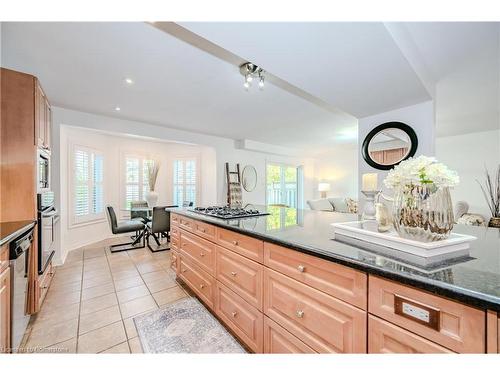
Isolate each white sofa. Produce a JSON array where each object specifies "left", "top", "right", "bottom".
[{"left": 306, "top": 197, "right": 357, "bottom": 213}]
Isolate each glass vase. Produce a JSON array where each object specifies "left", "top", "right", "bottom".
[{"left": 392, "top": 184, "right": 454, "bottom": 242}]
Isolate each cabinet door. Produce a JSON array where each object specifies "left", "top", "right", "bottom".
[
  {"left": 0, "top": 267, "right": 11, "bottom": 353},
  {"left": 35, "top": 82, "right": 46, "bottom": 149},
  {"left": 44, "top": 99, "right": 51, "bottom": 151}
]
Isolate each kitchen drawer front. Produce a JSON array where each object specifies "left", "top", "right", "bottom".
[
  {"left": 216, "top": 228, "right": 263, "bottom": 263},
  {"left": 486, "top": 310, "right": 499, "bottom": 353},
  {"left": 171, "top": 213, "right": 180, "bottom": 226},
  {"left": 264, "top": 242, "right": 367, "bottom": 309},
  {"left": 0, "top": 244, "right": 8, "bottom": 273},
  {"left": 179, "top": 216, "right": 194, "bottom": 232},
  {"left": 215, "top": 281, "right": 264, "bottom": 353},
  {"left": 179, "top": 254, "right": 215, "bottom": 309},
  {"left": 170, "top": 250, "right": 179, "bottom": 274},
  {"left": 192, "top": 220, "right": 217, "bottom": 242},
  {"left": 368, "top": 315, "right": 453, "bottom": 353},
  {"left": 264, "top": 268, "right": 367, "bottom": 353},
  {"left": 171, "top": 236, "right": 180, "bottom": 252},
  {"left": 38, "top": 262, "right": 55, "bottom": 308},
  {"left": 216, "top": 245, "right": 263, "bottom": 310},
  {"left": 180, "top": 230, "right": 216, "bottom": 276},
  {"left": 368, "top": 275, "right": 485, "bottom": 353},
  {"left": 264, "top": 317, "right": 316, "bottom": 353},
  {"left": 171, "top": 226, "right": 180, "bottom": 240}
]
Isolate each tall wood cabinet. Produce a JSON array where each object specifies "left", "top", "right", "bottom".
[
  {"left": 0, "top": 68, "right": 53, "bottom": 316},
  {"left": 0, "top": 244, "right": 11, "bottom": 353},
  {"left": 35, "top": 80, "right": 52, "bottom": 152}
]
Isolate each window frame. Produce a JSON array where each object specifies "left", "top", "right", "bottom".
[
  {"left": 172, "top": 157, "right": 200, "bottom": 207},
  {"left": 119, "top": 152, "right": 158, "bottom": 217},
  {"left": 69, "top": 143, "right": 106, "bottom": 227}
]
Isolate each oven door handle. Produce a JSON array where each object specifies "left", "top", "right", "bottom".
[{"left": 42, "top": 208, "right": 58, "bottom": 218}]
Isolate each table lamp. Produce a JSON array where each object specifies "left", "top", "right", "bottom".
[{"left": 318, "top": 183, "right": 331, "bottom": 199}]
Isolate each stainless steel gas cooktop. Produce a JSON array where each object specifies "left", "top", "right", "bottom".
[{"left": 190, "top": 206, "right": 269, "bottom": 219}]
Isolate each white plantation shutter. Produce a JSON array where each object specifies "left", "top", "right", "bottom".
[
  {"left": 72, "top": 146, "right": 104, "bottom": 225},
  {"left": 124, "top": 155, "right": 153, "bottom": 209},
  {"left": 173, "top": 159, "right": 197, "bottom": 206}
]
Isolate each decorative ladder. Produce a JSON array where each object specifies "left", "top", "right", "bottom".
[{"left": 225, "top": 163, "right": 242, "bottom": 208}]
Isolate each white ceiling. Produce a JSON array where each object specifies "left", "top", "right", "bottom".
[
  {"left": 0, "top": 22, "right": 356, "bottom": 155},
  {"left": 179, "top": 22, "right": 432, "bottom": 118},
  {"left": 1, "top": 22, "right": 498, "bottom": 153}
]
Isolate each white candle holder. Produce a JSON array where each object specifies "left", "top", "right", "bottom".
[{"left": 361, "top": 190, "right": 381, "bottom": 220}]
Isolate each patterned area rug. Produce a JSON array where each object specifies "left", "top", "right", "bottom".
[{"left": 133, "top": 297, "right": 246, "bottom": 353}]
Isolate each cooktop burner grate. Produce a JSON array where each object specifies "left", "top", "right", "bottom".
[{"left": 190, "top": 206, "right": 269, "bottom": 219}]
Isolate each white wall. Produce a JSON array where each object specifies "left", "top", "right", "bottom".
[
  {"left": 436, "top": 129, "right": 500, "bottom": 220},
  {"left": 57, "top": 125, "right": 216, "bottom": 259},
  {"left": 52, "top": 107, "right": 318, "bottom": 262},
  {"left": 313, "top": 145, "right": 359, "bottom": 200},
  {"left": 357, "top": 101, "right": 435, "bottom": 208}
]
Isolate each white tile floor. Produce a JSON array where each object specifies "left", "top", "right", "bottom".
[{"left": 21, "top": 237, "right": 190, "bottom": 353}]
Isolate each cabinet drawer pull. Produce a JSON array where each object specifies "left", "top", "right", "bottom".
[
  {"left": 297, "top": 265, "right": 306, "bottom": 273},
  {"left": 181, "top": 268, "right": 187, "bottom": 273},
  {"left": 232, "top": 311, "right": 238, "bottom": 318},
  {"left": 296, "top": 310, "right": 304, "bottom": 318},
  {"left": 232, "top": 240, "right": 239, "bottom": 246},
  {"left": 200, "top": 228, "right": 206, "bottom": 233},
  {"left": 230, "top": 271, "right": 237, "bottom": 277},
  {"left": 200, "top": 252, "right": 205, "bottom": 257},
  {"left": 200, "top": 284, "right": 205, "bottom": 289}
]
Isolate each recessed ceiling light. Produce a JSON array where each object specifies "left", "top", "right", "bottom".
[
  {"left": 125, "top": 78, "right": 134, "bottom": 85},
  {"left": 115, "top": 107, "right": 121, "bottom": 111}
]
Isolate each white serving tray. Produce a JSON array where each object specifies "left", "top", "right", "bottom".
[{"left": 331, "top": 221, "right": 476, "bottom": 258}]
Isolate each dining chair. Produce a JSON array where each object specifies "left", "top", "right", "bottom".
[
  {"left": 130, "top": 200, "right": 149, "bottom": 222},
  {"left": 106, "top": 205, "right": 146, "bottom": 252},
  {"left": 146, "top": 206, "right": 170, "bottom": 252}
]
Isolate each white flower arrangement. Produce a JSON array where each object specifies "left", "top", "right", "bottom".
[{"left": 384, "top": 155, "right": 459, "bottom": 189}]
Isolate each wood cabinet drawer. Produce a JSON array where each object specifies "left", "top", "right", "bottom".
[
  {"left": 179, "top": 254, "right": 215, "bottom": 309},
  {"left": 171, "top": 213, "right": 180, "bottom": 226},
  {"left": 368, "top": 315, "right": 453, "bottom": 353},
  {"left": 0, "top": 266, "right": 11, "bottom": 353},
  {"left": 170, "top": 250, "right": 179, "bottom": 274},
  {"left": 215, "top": 281, "right": 263, "bottom": 353},
  {"left": 217, "top": 228, "right": 263, "bottom": 263},
  {"left": 216, "top": 245, "right": 263, "bottom": 310},
  {"left": 180, "top": 230, "right": 216, "bottom": 276},
  {"left": 171, "top": 236, "right": 179, "bottom": 251},
  {"left": 264, "top": 242, "right": 367, "bottom": 309},
  {"left": 0, "top": 244, "right": 9, "bottom": 273},
  {"left": 179, "top": 216, "right": 193, "bottom": 232},
  {"left": 264, "top": 317, "right": 316, "bottom": 353},
  {"left": 192, "top": 220, "right": 217, "bottom": 242},
  {"left": 368, "top": 275, "right": 485, "bottom": 353},
  {"left": 38, "top": 262, "right": 55, "bottom": 308},
  {"left": 486, "top": 310, "right": 499, "bottom": 353},
  {"left": 171, "top": 226, "right": 180, "bottom": 240},
  {"left": 264, "top": 268, "right": 367, "bottom": 353}
]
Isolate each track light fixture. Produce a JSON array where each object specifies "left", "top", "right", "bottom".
[{"left": 239, "top": 62, "right": 265, "bottom": 91}]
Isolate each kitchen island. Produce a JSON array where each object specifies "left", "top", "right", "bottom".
[{"left": 168, "top": 206, "right": 500, "bottom": 353}]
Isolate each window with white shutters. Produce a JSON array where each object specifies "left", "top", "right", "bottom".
[
  {"left": 173, "top": 159, "right": 197, "bottom": 207},
  {"left": 124, "top": 155, "right": 154, "bottom": 209},
  {"left": 72, "top": 145, "right": 104, "bottom": 225}
]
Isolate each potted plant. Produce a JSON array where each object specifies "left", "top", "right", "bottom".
[
  {"left": 384, "top": 156, "right": 459, "bottom": 242},
  {"left": 145, "top": 161, "right": 160, "bottom": 208},
  {"left": 477, "top": 165, "right": 500, "bottom": 228}
]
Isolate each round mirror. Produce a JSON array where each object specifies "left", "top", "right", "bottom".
[
  {"left": 362, "top": 122, "right": 418, "bottom": 170},
  {"left": 241, "top": 165, "right": 257, "bottom": 192}
]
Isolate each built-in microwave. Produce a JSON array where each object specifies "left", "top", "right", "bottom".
[{"left": 37, "top": 148, "right": 50, "bottom": 192}]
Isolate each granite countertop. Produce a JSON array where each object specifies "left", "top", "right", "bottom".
[
  {"left": 0, "top": 220, "right": 36, "bottom": 247},
  {"left": 169, "top": 206, "right": 500, "bottom": 311}
]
